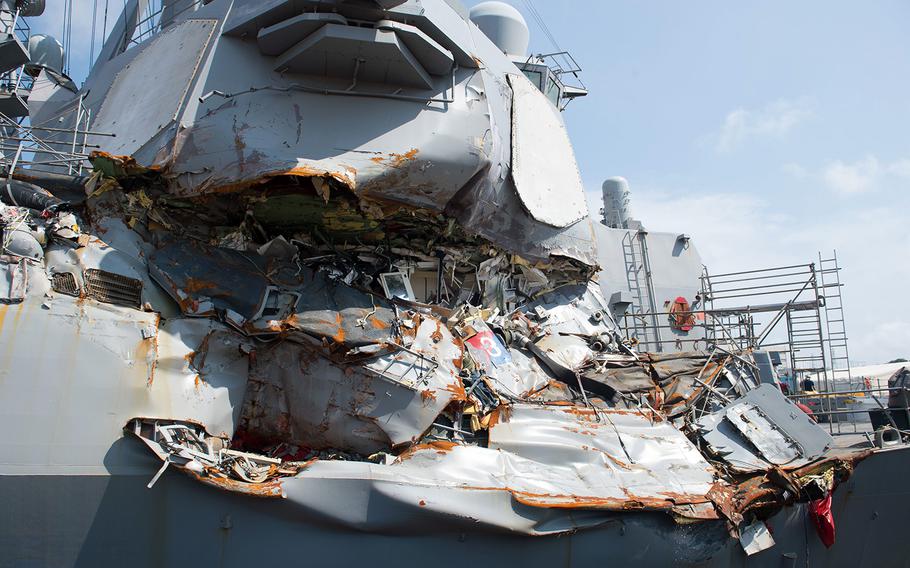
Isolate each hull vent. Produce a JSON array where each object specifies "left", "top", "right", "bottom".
[
  {"left": 51, "top": 272, "right": 79, "bottom": 296},
  {"left": 84, "top": 269, "right": 142, "bottom": 308}
]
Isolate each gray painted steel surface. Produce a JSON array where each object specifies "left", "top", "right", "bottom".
[{"left": 0, "top": 1, "right": 907, "bottom": 566}]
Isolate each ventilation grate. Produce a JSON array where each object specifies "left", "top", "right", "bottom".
[
  {"left": 84, "top": 269, "right": 142, "bottom": 308},
  {"left": 51, "top": 272, "right": 80, "bottom": 297}
]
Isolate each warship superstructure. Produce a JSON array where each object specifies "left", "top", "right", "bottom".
[{"left": 1, "top": 1, "right": 908, "bottom": 566}]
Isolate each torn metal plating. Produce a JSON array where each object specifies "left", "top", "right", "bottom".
[
  {"left": 21, "top": 154, "right": 855, "bottom": 540},
  {"left": 1, "top": 149, "right": 865, "bottom": 541}
]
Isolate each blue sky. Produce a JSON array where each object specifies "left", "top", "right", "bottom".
[{"left": 30, "top": 1, "right": 910, "bottom": 363}]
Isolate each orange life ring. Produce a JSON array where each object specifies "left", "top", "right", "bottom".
[{"left": 668, "top": 296, "right": 695, "bottom": 332}]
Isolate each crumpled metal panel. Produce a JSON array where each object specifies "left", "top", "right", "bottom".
[
  {"left": 154, "top": 318, "right": 252, "bottom": 437},
  {"left": 279, "top": 458, "right": 622, "bottom": 535},
  {"left": 0, "top": 258, "right": 28, "bottom": 303},
  {"left": 648, "top": 351, "right": 711, "bottom": 381},
  {"left": 526, "top": 283, "right": 613, "bottom": 337},
  {"left": 271, "top": 403, "right": 717, "bottom": 534},
  {"left": 696, "top": 384, "right": 833, "bottom": 473},
  {"left": 149, "top": 238, "right": 272, "bottom": 320},
  {"left": 72, "top": 0, "right": 601, "bottom": 267},
  {"left": 363, "top": 317, "right": 463, "bottom": 391},
  {"left": 442, "top": 67, "right": 598, "bottom": 266},
  {"left": 507, "top": 74, "right": 588, "bottom": 228},
  {"left": 535, "top": 333, "right": 591, "bottom": 372},
  {"left": 487, "top": 404, "right": 717, "bottom": 506},
  {"left": 289, "top": 272, "right": 396, "bottom": 347},
  {"left": 467, "top": 336, "right": 551, "bottom": 398},
  {"left": 149, "top": 236, "right": 403, "bottom": 346},
  {"left": 581, "top": 361, "right": 655, "bottom": 394},
  {"left": 238, "top": 318, "right": 463, "bottom": 455},
  {"left": 726, "top": 403, "right": 800, "bottom": 465},
  {"left": 647, "top": 351, "right": 721, "bottom": 412},
  {"left": 739, "top": 519, "right": 775, "bottom": 556},
  {"left": 526, "top": 283, "right": 614, "bottom": 376}
]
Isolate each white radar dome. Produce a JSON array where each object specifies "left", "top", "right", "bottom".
[
  {"left": 469, "top": 2, "right": 529, "bottom": 60},
  {"left": 26, "top": 34, "right": 64, "bottom": 76}
]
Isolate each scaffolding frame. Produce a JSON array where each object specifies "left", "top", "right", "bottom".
[
  {"left": 589, "top": 259, "right": 858, "bottom": 428},
  {"left": 695, "top": 254, "right": 856, "bottom": 433},
  {"left": 0, "top": 102, "right": 110, "bottom": 178}
]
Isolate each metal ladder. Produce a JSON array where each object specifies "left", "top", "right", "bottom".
[
  {"left": 786, "top": 264, "right": 828, "bottom": 378},
  {"left": 819, "top": 250, "right": 856, "bottom": 432},
  {"left": 621, "top": 228, "right": 652, "bottom": 350},
  {"left": 786, "top": 264, "right": 839, "bottom": 432},
  {"left": 819, "top": 251, "right": 852, "bottom": 383}
]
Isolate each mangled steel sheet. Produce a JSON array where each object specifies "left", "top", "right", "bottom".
[
  {"left": 486, "top": 404, "right": 718, "bottom": 509},
  {"left": 237, "top": 317, "right": 464, "bottom": 455},
  {"left": 696, "top": 384, "right": 833, "bottom": 473},
  {"left": 126, "top": 402, "right": 722, "bottom": 535}
]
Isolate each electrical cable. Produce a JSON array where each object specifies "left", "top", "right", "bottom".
[
  {"left": 102, "top": 0, "right": 110, "bottom": 45},
  {"left": 89, "top": 0, "right": 98, "bottom": 74},
  {"left": 521, "top": 0, "right": 562, "bottom": 53}
]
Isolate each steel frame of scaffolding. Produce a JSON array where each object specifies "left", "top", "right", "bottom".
[
  {"left": 616, "top": 254, "right": 857, "bottom": 434},
  {"left": 0, "top": 4, "right": 98, "bottom": 178},
  {"left": 696, "top": 253, "right": 856, "bottom": 434}
]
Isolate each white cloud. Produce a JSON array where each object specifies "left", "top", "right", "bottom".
[
  {"left": 857, "top": 322, "right": 910, "bottom": 365},
  {"left": 886, "top": 158, "right": 910, "bottom": 178},
  {"left": 716, "top": 99, "right": 813, "bottom": 152},
  {"left": 781, "top": 163, "right": 809, "bottom": 178},
  {"left": 628, "top": 190, "right": 788, "bottom": 271},
  {"left": 821, "top": 156, "right": 880, "bottom": 194},
  {"left": 788, "top": 155, "right": 910, "bottom": 195}
]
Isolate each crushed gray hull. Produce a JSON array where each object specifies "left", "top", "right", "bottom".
[{"left": 3, "top": 444, "right": 908, "bottom": 567}]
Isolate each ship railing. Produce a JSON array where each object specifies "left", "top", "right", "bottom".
[
  {"left": 532, "top": 51, "right": 582, "bottom": 78},
  {"left": 13, "top": 7, "right": 29, "bottom": 44},
  {"left": 787, "top": 385, "right": 910, "bottom": 434},
  {"left": 0, "top": 6, "right": 29, "bottom": 42},
  {"left": 518, "top": 51, "right": 587, "bottom": 110},
  {"left": 0, "top": 6, "right": 32, "bottom": 99}
]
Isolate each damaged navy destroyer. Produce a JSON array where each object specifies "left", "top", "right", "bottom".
[{"left": 1, "top": 0, "right": 908, "bottom": 566}]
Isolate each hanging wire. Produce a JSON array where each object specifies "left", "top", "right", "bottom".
[
  {"left": 521, "top": 0, "right": 562, "bottom": 53},
  {"left": 102, "top": 0, "right": 110, "bottom": 43},
  {"left": 62, "top": 0, "right": 74, "bottom": 76},
  {"left": 61, "top": 0, "right": 68, "bottom": 75},
  {"left": 89, "top": 0, "right": 99, "bottom": 74},
  {"left": 68, "top": 0, "right": 73, "bottom": 73}
]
